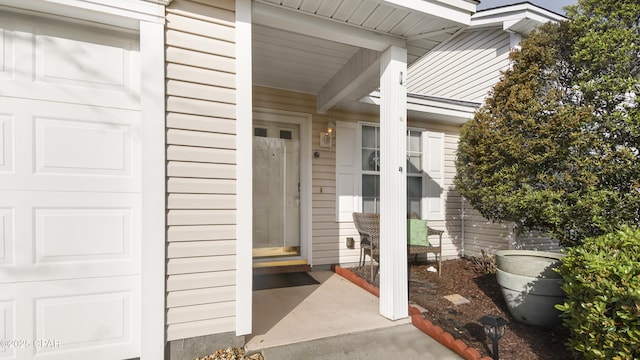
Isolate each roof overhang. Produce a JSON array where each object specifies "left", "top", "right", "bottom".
[
  {"left": 382, "top": 0, "right": 476, "bottom": 26},
  {"left": 253, "top": 0, "right": 479, "bottom": 112},
  {"left": 471, "top": 2, "right": 565, "bottom": 35},
  {"left": 360, "top": 91, "right": 480, "bottom": 125},
  {"left": 0, "top": 0, "right": 167, "bottom": 27}
]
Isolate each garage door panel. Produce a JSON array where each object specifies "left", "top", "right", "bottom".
[
  {"left": 35, "top": 116, "right": 130, "bottom": 176},
  {"left": 35, "top": 208, "right": 130, "bottom": 262},
  {"left": 0, "top": 113, "right": 13, "bottom": 173},
  {"left": 0, "top": 12, "right": 140, "bottom": 110},
  {"left": 0, "top": 18, "right": 15, "bottom": 81},
  {"left": 0, "top": 97, "right": 140, "bottom": 192},
  {"left": 1, "top": 276, "right": 140, "bottom": 359},
  {"left": 36, "top": 27, "right": 130, "bottom": 91},
  {"left": 0, "top": 208, "right": 13, "bottom": 266},
  {"left": 0, "top": 192, "right": 141, "bottom": 283},
  {"left": 36, "top": 292, "right": 131, "bottom": 354},
  {"left": 0, "top": 300, "right": 15, "bottom": 358},
  {"left": 2, "top": 10, "right": 143, "bottom": 360}
]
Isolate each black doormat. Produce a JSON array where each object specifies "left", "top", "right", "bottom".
[{"left": 253, "top": 272, "right": 319, "bottom": 291}]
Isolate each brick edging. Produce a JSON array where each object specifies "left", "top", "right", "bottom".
[{"left": 332, "top": 265, "right": 492, "bottom": 360}]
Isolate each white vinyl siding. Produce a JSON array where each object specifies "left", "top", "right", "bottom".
[
  {"left": 165, "top": 0, "right": 237, "bottom": 342},
  {"left": 407, "top": 28, "right": 511, "bottom": 103}
]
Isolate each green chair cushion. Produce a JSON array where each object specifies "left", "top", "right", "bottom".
[{"left": 407, "top": 219, "right": 431, "bottom": 246}]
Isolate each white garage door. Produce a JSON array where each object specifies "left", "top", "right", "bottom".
[{"left": 0, "top": 12, "right": 142, "bottom": 360}]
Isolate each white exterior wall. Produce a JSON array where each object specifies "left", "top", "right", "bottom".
[
  {"left": 165, "top": 0, "right": 238, "bottom": 342},
  {"left": 407, "top": 28, "right": 510, "bottom": 103}
]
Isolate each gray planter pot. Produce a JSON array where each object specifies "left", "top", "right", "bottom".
[{"left": 495, "top": 250, "right": 565, "bottom": 327}]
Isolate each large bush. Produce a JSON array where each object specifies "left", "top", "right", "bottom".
[
  {"left": 555, "top": 226, "right": 640, "bottom": 359},
  {"left": 455, "top": 0, "right": 640, "bottom": 247}
]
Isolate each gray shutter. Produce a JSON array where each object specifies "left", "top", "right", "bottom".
[
  {"left": 421, "top": 131, "right": 445, "bottom": 220},
  {"left": 335, "top": 121, "right": 360, "bottom": 222}
]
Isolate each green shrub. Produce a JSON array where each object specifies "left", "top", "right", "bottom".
[{"left": 555, "top": 226, "right": 640, "bottom": 359}]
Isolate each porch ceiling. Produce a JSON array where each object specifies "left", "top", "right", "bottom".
[{"left": 252, "top": 0, "right": 478, "bottom": 111}]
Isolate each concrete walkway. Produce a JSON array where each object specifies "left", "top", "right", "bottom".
[{"left": 246, "top": 271, "right": 462, "bottom": 359}]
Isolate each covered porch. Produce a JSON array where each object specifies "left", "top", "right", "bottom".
[
  {"left": 243, "top": 269, "right": 463, "bottom": 359},
  {"left": 237, "top": 0, "right": 479, "bottom": 334}
]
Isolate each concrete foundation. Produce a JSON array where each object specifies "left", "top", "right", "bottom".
[{"left": 166, "top": 332, "right": 245, "bottom": 360}]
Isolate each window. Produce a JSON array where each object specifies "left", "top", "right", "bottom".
[
  {"left": 406, "top": 130, "right": 422, "bottom": 217},
  {"left": 361, "top": 125, "right": 380, "bottom": 213},
  {"left": 335, "top": 121, "right": 445, "bottom": 222},
  {"left": 360, "top": 125, "right": 423, "bottom": 217}
]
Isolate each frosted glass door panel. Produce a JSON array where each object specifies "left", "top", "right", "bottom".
[{"left": 253, "top": 122, "right": 300, "bottom": 258}]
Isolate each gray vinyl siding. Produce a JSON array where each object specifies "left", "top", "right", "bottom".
[
  {"left": 407, "top": 28, "right": 511, "bottom": 103},
  {"left": 517, "top": 231, "right": 562, "bottom": 252},
  {"left": 462, "top": 206, "right": 513, "bottom": 258},
  {"left": 165, "top": 0, "right": 237, "bottom": 342},
  {"left": 462, "top": 205, "right": 563, "bottom": 258}
]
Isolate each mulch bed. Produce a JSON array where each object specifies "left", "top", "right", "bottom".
[{"left": 349, "top": 258, "right": 576, "bottom": 360}]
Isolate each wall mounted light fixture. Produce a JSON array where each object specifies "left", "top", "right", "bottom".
[{"left": 320, "top": 121, "right": 336, "bottom": 150}]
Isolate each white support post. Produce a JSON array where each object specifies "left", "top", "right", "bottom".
[
  {"left": 236, "top": 0, "right": 253, "bottom": 336},
  {"left": 139, "top": 20, "right": 166, "bottom": 359},
  {"left": 379, "top": 45, "right": 408, "bottom": 320}
]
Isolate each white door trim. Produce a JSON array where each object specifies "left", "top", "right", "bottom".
[{"left": 253, "top": 108, "right": 313, "bottom": 266}]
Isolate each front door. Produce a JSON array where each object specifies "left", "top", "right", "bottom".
[{"left": 253, "top": 120, "right": 301, "bottom": 259}]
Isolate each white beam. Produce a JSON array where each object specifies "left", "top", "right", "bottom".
[
  {"left": 382, "top": 0, "right": 472, "bottom": 26},
  {"left": 379, "top": 45, "right": 408, "bottom": 320},
  {"left": 317, "top": 48, "right": 380, "bottom": 114},
  {"left": 252, "top": 2, "right": 405, "bottom": 51}
]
